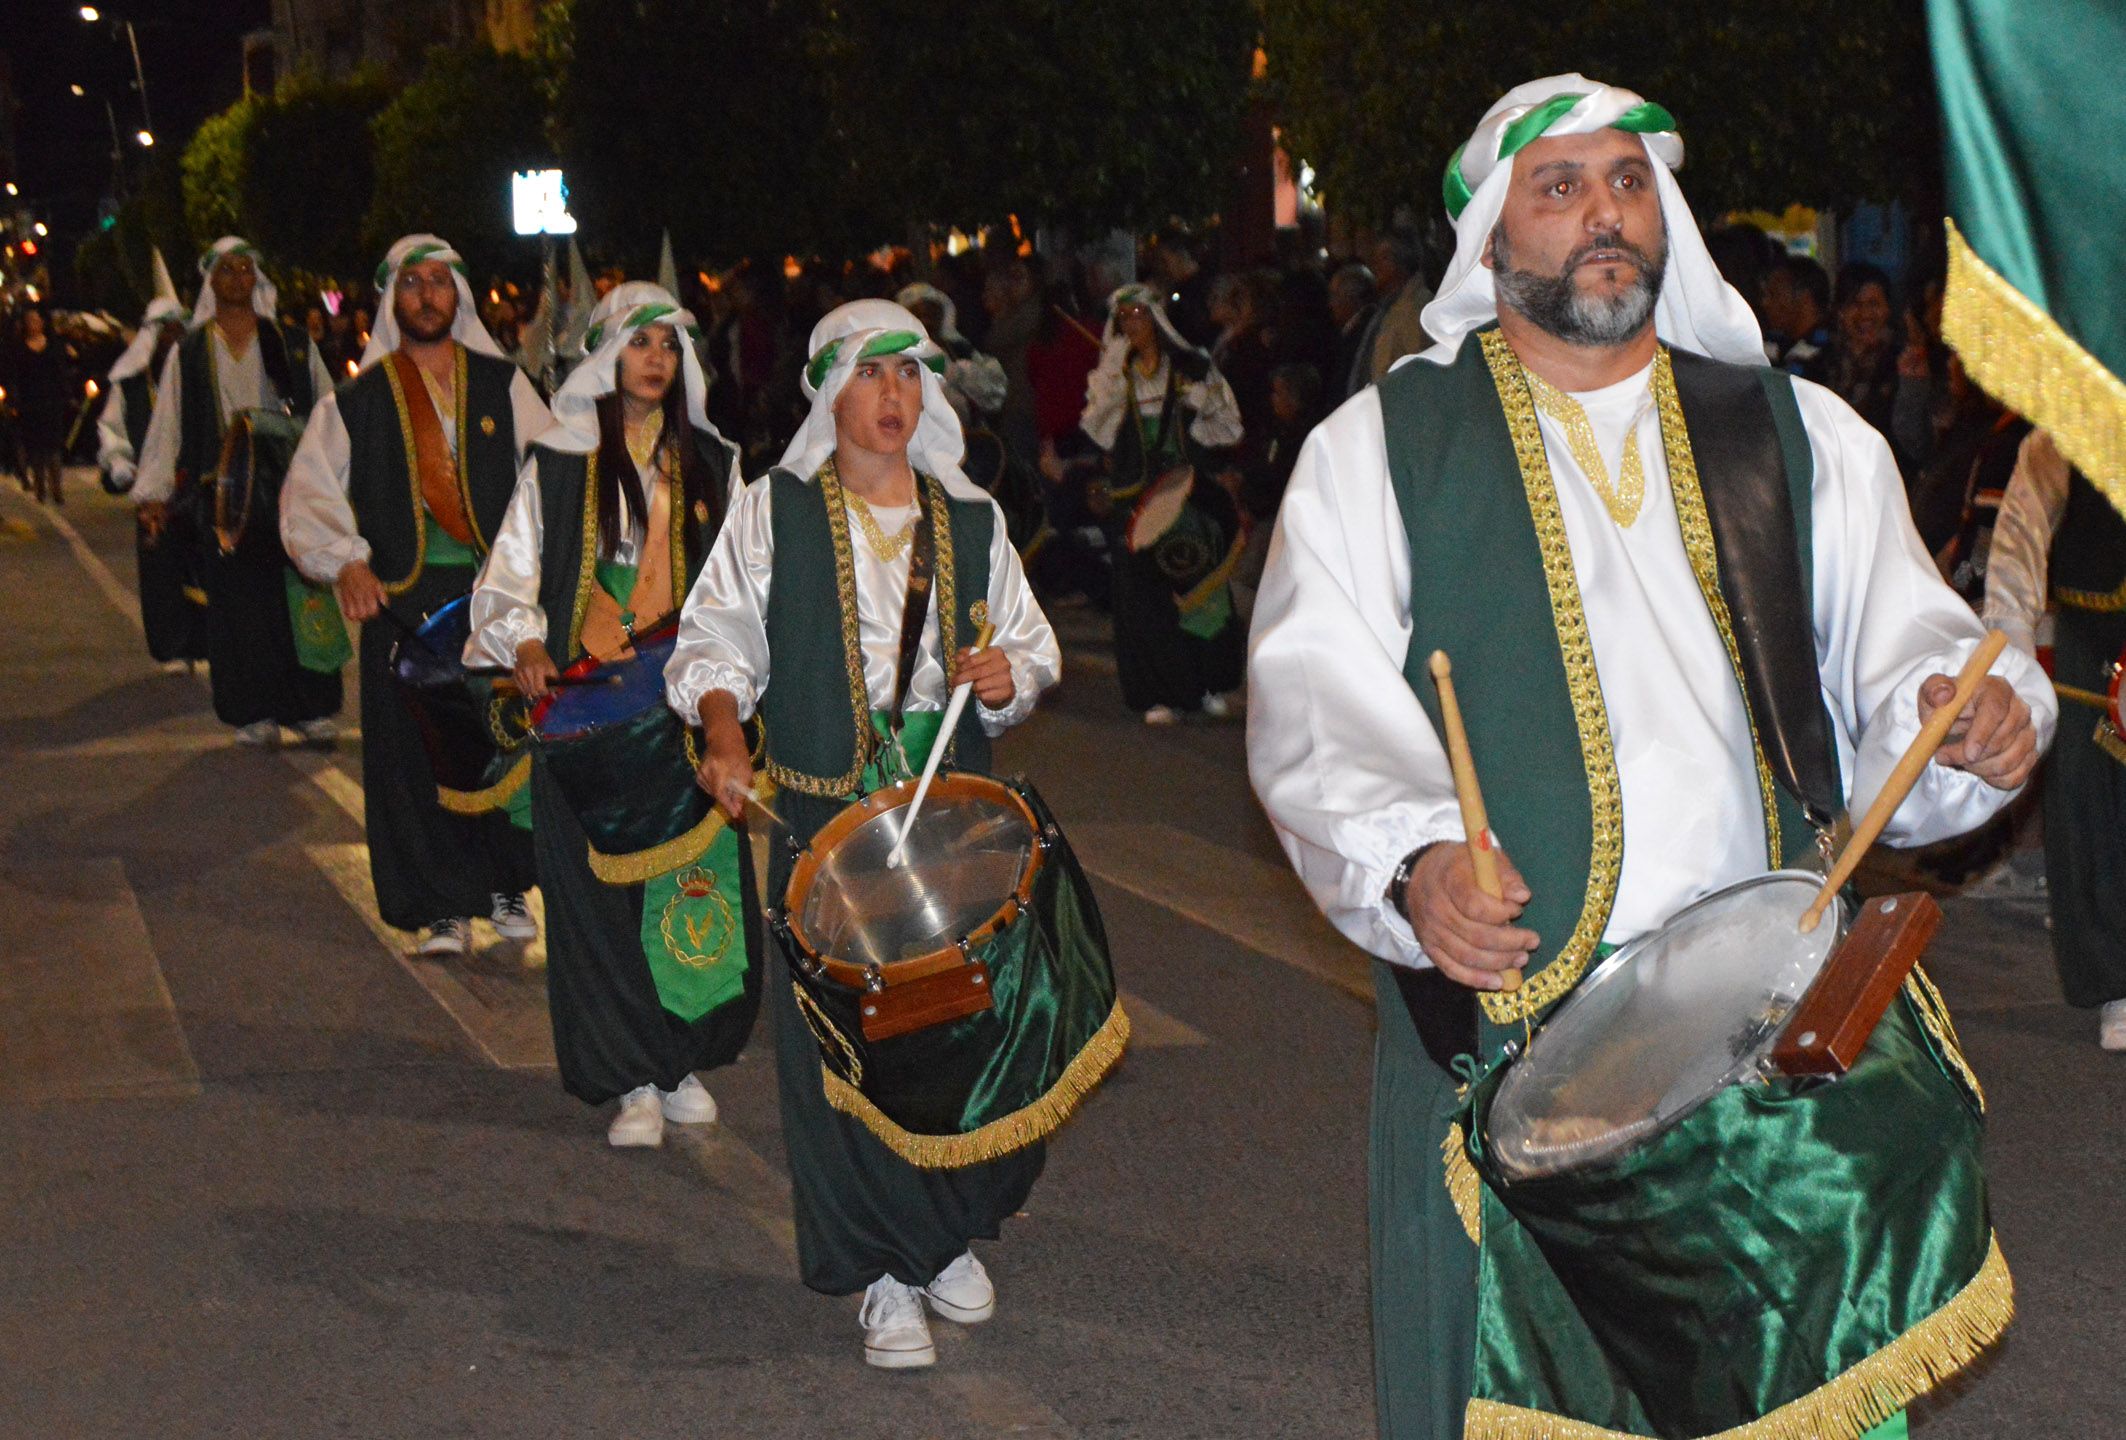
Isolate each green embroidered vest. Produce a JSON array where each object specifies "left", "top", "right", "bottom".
[
  {"left": 175, "top": 321, "right": 315, "bottom": 485},
  {"left": 758, "top": 466, "right": 993, "bottom": 798},
  {"left": 533, "top": 428, "right": 738, "bottom": 664},
  {"left": 2051, "top": 468, "right": 2126, "bottom": 605},
  {"left": 1379, "top": 330, "right": 1836, "bottom": 1045},
  {"left": 336, "top": 345, "right": 524, "bottom": 589}
]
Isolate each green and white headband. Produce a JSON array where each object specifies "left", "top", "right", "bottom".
[
  {"left": 1442, "top": 85, "right": 1680, "bottom": 219},
  {"left": 804, "top": 328, "right": 946, "bottom": 395}
]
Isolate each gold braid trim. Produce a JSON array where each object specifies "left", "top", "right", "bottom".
[
  {"left": 1653, "top": 347, "right": 1786, "bottom": 868},
  {"left": 766, "top": 458, "right": 875, "bottom": 798},
  {"left": 449, "top": 344, "right": 489, "bottom": 555},
  {"left": 586, "top": 805, "right": 729, "bottom": 886},
  {"left": 567, "top": 449, "right": 601, "bottom": 660},
  {"left": 2054, "top": 575, "right": 2126, "bottom": 612},
  {"left": 436, "top": 753, "right": 530, "bottom": 814},
  {"left": 378, "top": 357, "right": 430, "bottom": 595},
  {"left": 1179, "top": 532, "right": 1249, "bottom": 615},
  {"left": 1462, "top": 1235, "right": 2013, "bottom": 1440},
  {"left": 928, "top": 471, "right": 963, "bottom": 768},
  {"left": 1904, "top": 964, "right": 1986, "bottom": 1113},
  {"left": 792, "top": 982, "right": 863, "bottom": 1084},
  {"left": 1477, "top": 331, "right": 1624, "bottom": 1025},
  {"left": 1443, "top": 1121, "right": 1482, "bottom": 1245},
  {"left": 1943, "top": 220, "right": 2125, "bottom": 518},
  {"left": 818, "top": 999, "right": 1130, "bottom": 1169}
]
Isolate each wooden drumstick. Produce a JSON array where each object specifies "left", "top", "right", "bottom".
[
  {"left": 1428, "top": 651, "right": 1521, "bottom": 994},
  {"left": 1799, "top": 630, "right": 2010, "bottom": 933},
  {"left": 887, "top": 620, "right": 997, "bottom": 867}
]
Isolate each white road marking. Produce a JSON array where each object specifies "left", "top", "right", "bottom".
[{"left": 1117, "top": 989, "right": 1208, "bottom": 1047}]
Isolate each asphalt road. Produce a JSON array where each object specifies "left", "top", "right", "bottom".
[{"left": 2, "top": 475, "right": 2118, "bottom": 1439}]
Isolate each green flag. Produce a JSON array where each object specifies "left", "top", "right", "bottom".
[{"left": 1930, "top": 0, "right": 2126, "bottom": 513}]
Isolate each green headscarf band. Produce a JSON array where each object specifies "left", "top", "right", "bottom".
[
  {"left": 805, "top": 329, "right": 946, "bottom": 392},
  {"left": 584, "top": 301, "right": 702, "bottom": 354},
  {"left": 375, "top": 243, "right": 468, "bottom": 289},
  {"left": 199, "top": 241, "right": 261, "bottom": 275},
  {"left": 1442, "top": 95, "right": 1679, "bottom": 219}
]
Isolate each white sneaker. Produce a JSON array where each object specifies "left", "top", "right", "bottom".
[
  {"left": 660, "top": 1073, "right": 718, "bottom": 1124},
  {"left": 294, "top": 717, "right": 338, "bottom": 745},
  {"left": 2101, "top": 999, "right": 2126, "bottom": 1052},
  {"left": 921, "top": 1251, "right": 995, "bottom": 1325},
  {"left": 1143, "top": 705, "right": 1179, "bottom": 726},
  {"left": 859, "top": 1277, "right": 936, "bottom": 1369},
  {"left": 233, "top": 720, "right": 278, "bottom": 748},
  {"left": 1199, "top": 692, "right": 1231, "bottom": 720},
  {"left": 489, "top": 892, "right": 537, "bottom": 940},
  {"left": 416, "top": 917, "right": 469, "bottom": 957},
  {"left": 608, "top": 1085, "right": 665, "bottom": 1147}
]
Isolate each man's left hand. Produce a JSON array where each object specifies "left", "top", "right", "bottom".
[
  {"left": 951, "top": 646, "right": 1015, "bottom": 708},
  {"left": 1918, "top": 673, "right": 2037, "bottom": 790}
]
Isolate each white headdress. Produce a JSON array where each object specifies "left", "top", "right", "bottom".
[
  {"left": 108, "top": 295, "right": 188, "bottom": 383},
  {"left": 775, "top": 298, "right": 984, "bottom": 500},
  {"left": 359, "top": 234, "right": 505, "bottom": 372},
  {"left": 541, "top": 281, "right": 717, "bottom": 454},
  {"left": 1079, "top": 283, "right": 1208, "bottom": 450},
  {"left": 191, "top": 236, "right": 278, "bottom": 328},
  {"left": 1415, "top": 74, "right": 1762, "bottom": 369}
]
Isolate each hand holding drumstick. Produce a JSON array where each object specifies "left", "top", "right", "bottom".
[{"left": 1400, "top": 653, "right": 1537, "bottom": 993}]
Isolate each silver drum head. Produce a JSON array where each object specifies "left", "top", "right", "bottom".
[
  {"left": 1487, "top": 871, "right": 1845, "bottom": 1182},
  {"left": 800, "top": 786, "right": 1035, "bottom": 971}
]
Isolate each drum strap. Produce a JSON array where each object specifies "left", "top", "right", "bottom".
[{"left": 885, "top": 479, "right": 939, "bottom": 755}]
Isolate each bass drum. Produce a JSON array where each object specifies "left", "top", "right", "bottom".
[
  {"left": 210, "top": 408, "right": 307, "bottom": 561},
  {"left": 776, "top": 772, "right": 1128, "bottom": 1168},
  {"left": 390, "top": 594, "right": 530, "bottom": 814}
]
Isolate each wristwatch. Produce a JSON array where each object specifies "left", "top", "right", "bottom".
[{"left": 1385, "top": 843, "right": 1440, "bottom": 920}]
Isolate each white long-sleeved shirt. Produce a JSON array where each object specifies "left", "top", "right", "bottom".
[
  {"left": 279, "top": 356, "right": 554, "bottom": 583},
  {"left": 1981, "top": 429, "right": 2072, "bottom": 658},
  {"left": 131, "top": 326, "right": 335, "bottom": 504},
  {"left": 665, "top": 475, "right": 1060, "bottom": 737},
  {"left": 1247, "top": 358, "right": 2057, "bottom": 970},
  {"left": 95, "top": 384, "right": 142, "bottom": 490},
  {"left": 463, "top": 443, "right": 744, "bottom": 668},
  {"left": 1080, "top": 344, "right": 1245, "bottom": 455}
]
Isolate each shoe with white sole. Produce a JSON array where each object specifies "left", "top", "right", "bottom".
[
  {"left": 490, "top": 892, "right": 537, "bottom": 941},
  {"left": 294, "top": 717, "right": 338, "bottom": 745},
  {"left": 416, "top": 917, "right": 469, "bottom": 957},
  {"left": 2101, "top": 999, "right": 2126, "bottom": 1052},
  {"left": 1143, "top": 705, "right": 1179, "bottom": 726},
  {"left": 1199, "top": 692, "right": 1232, "bottom": 720},
  {"left": 660, "top": 1073, "right": 718, "bottom": 1124},
  {"left": 921, "top": 1251, "right": 995, "bottom": 1325},
  {"left": 859, "top": 1277, "right": 935, "bottom": 1369},
  {"left": 608, "top": 1085, "right": 665, "bottom": 1147},
  {"left": 233, "top": 720, "right": 278, "bottom": 748}
]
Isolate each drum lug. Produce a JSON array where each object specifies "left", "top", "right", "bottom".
[{"left": 862, "top": 962, "right": 885, "bottom": 995}]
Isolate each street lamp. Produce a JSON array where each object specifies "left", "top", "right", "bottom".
[
  {"left": 70, "top": 83, "right": 86, "bottom": 97},
  {"left": 77, "top": 7, "right": 154, "bottom": 142},
  {"left": 34, "top": 222, "right": 49, "bottom": 237},
  {"left": 136, "top": 130, "right": 154, "bottom": 148}
]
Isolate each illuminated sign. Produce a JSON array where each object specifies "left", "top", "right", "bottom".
[{"left": 511, "top": 169, "right": 577, "bottom": 237}]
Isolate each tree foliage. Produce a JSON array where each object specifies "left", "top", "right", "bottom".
[
  {"left": 540, "top": 0, "right": 1257, "bottom": 266},
  {"left": 240, "top": 72, "right": 394, "bottom": 277},
  {"left": 365, "top": 45, "right": 553, "bottom": 262},
  {"left": 180, "top": 96, "right": 255, "bottom": 249},
  {"left": 1264, "top": 0, "right": 1937, "bottom": 230}
]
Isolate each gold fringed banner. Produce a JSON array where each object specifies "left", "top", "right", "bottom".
[
  {"left": 1462, "top": 1235, "right": 2014, "bottom": 1440},
  {"left": 818, "top": 999, "right": 1130, "bottom": 1169},
  {"left": 436, "top": 753, "right": 531, "bottom": 815},
  {"left": 1943, "top": 220, "right": 2126, "bottom": 514}
]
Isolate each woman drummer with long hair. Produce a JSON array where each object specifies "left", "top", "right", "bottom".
[
  {"left": 466, "top": 281, "right": 757, "bottom": 1148},
  {"left": 668, "top": 299, "right": 1062, "bottom": 1372}
]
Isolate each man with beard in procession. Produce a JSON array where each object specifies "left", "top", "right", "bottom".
[
  {"left": 1248, "top": 76, "right": 2052, "bottom": 1440},
  {"left": 1077, "top": 283, "right": 1245, "bottom": 725},
  {"left": 280, "top": 235, "right": 551, "bottom": 959},
  {"left": 669, "top": 298, "right": 1062, "bottom": 1370},
  {"left": 463, "top": 282, "right": 756, "bottom": 1147},
  {"left": 97, "top": 291, "right": 206, "bottom": 671},
  {"left": 133, "top": 237, "right": 341, "bottom": 747}
]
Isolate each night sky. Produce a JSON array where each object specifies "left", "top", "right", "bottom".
[{"left": 4, "top": 0, "right": 268, "bottom": 227}]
